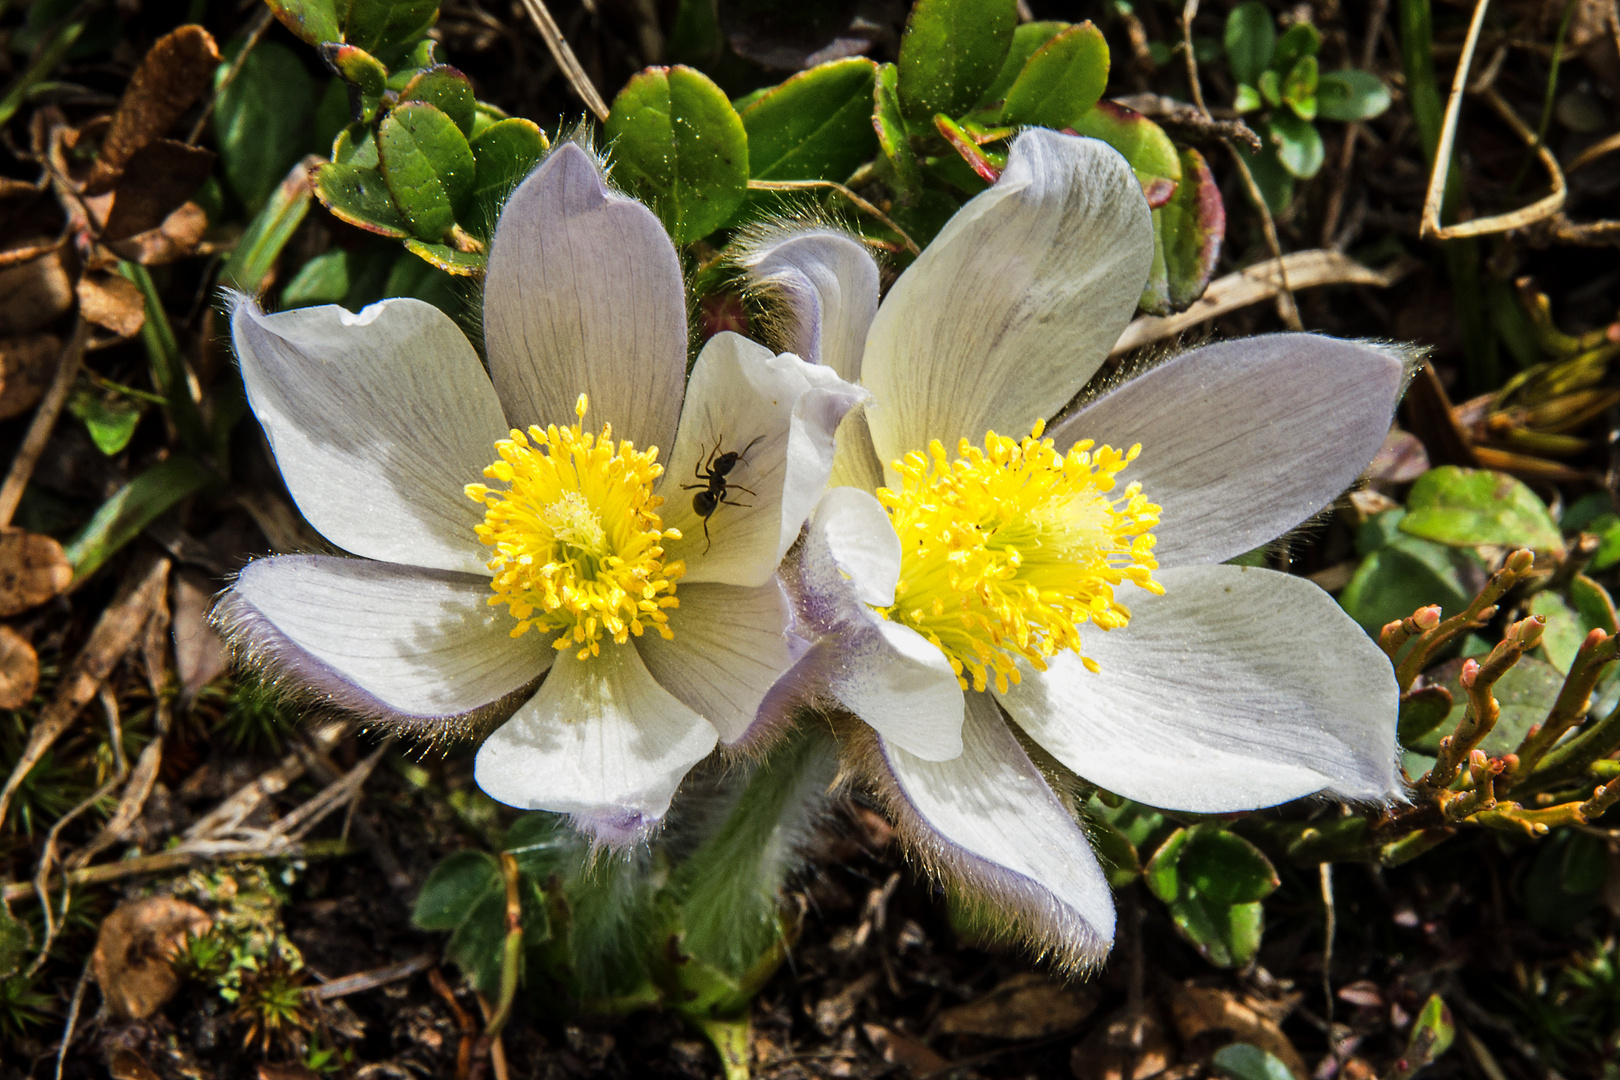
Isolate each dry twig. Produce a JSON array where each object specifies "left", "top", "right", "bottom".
[{"left": 516, "top": 0, "right": 610, "bottom": 121}]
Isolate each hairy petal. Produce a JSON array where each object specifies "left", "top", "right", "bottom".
[
  {"left": 1057, "top": 334, "right": 1406, "bottom": 566},
  {"left": 484, "top": 142, "right": 687, "bottom": 451},
  {"left": 861, "top": 130, "right": 1152, "bottom": 470},
  {"left": 738, "top": 226, "right": 880, "bottom": 383},
  {"left": 867, "top": 692, "right": 1115, "bottom": 972},
  {"left": 997, "top": 564, "right": 1401, "bottom": 811},
  {"left": 475, "top": 644, "right": 718, "bottom": 846},
  {"left": 634, "top": 579, "right": 808, "bottom": 746},
  {"left": 220, "top": 555, "right": 549, "bottom": 730},
  {"left": 659, "top": 333, "right": 866, "bottom": 586},
  {"left": 230, "top": 296, "right": 505, "bottom": 576}
]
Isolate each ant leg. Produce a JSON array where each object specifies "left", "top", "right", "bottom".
[
  {"left": 727, "top": 484, "right": 758, "bottom": 497},
  {"left": 702, "top": 516, "right": 712, "bottom": 553}
]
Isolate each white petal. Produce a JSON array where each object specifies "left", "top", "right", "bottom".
[
  {"left": 738, "top": 226, "right": 880, "bottom": 383},
  {"left": 830, "top": 412, "right": 885, "bottom": 492},
  {"left": 484, "top": 142, "right": 687, "bottom": 451},
  {"left": 1056, "top": 334, "right": 1407, "bottom": 566},
  {"left": 861, "top": 130, "right": 1152, "bottom": 469},
  {"left": 997, "top": 564, "right": 1401, "bottom": 811},
  {"left": 634, "top": 579, "right": 808, "bottom": 745},
  {"left": 231, "top": 296, "right": 505, "bottom": 575},
  {"left": 873, "top": 692, "right": 1114, "bottom": 971},
  {"left": 802, "top": 486, "right": 900, "bottom": 609},
  {"left": 659, "top": 332, "right": 865, "bottom": 586},
  {"left": 475, "top": 643, "right": 719, "bottom": 838},
  {"left": 222, "top": 555, "right": 549, "bottom": 723}
]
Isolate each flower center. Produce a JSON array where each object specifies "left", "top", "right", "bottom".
[
  {"left": 875, "top": 420, "right": 1163, "bottom": 694},
  {"left": 465, "top": 394, "right": 683, "bottom": 660}
]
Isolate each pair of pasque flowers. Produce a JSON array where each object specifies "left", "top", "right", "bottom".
[{"left": 221, "top": 130, "right": 1404, "bottom": 967}]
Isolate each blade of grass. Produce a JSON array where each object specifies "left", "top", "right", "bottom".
[
  {"left": 63, "top": 454, "right": 215, "bottom": 584},
  {"left": 118, "top": 261, "right": 212, "bottom": 456}
]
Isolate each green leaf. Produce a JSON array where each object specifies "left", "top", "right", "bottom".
[
  {"left": 378, "top": 102, "right": 476, "bottom": 241},
  {"left": 1531, "top": 591, "right": 1585, "bottom": 673},
  {"left": 1273, "top": 22, "right": 1320, "bottom": 72},
  {"left": 68, "top": 388, "right": 142, "bottom": 455},
  {"left": 63, "top": 456, "right": 214, "bottom": 583},
  {"left": 403, "top": 238, "right": 485, "bottom": 275},
  {"left": 1401, "top": 466, "right": 1563, "bottom": 550},
  {"left": 1338, "top": 533, "right": 1478, "bottom": 635},
  {"left": 1317, "top": 69, "right": 1392, "bottom": 121},
  {"left": 412, "top": 850, "right": 502, "bottom": 931},
  {"left": 221, "top": 159, "right": 315, "bottom": 294},
  {"left": 344, "top": 0, "right": 438, "bottom": 60},
  {"left": 1068, "top": 100, "right": 1181, "bottom": 196},
  {"left": 332, "top": 123, "right": 378, "bottom": 167},
  {"left": 896, "top": 0, "right": 1018, "bottom": 125},
  {"left": 605, "top": 65, "right": 748, "bottom": 245},
  {"left": 321, "top": 43, "right": 388, "bottom": 123},
  {"left": 1233, "top": 82, "right": 1261, "bottom": 113},
  {"left": 1398, "top": 686, "right": 1453, "bottom": 743},
  {"left": 216, "top": 40, "right": 316, "bottom": 212},
  {"left": 1571, "top": 573, "right": 1617, "bottom": 634},
  {"left": 469, "top": 117, "right": 548, "bottom": 229},
  {"left": 1267, "top": 112, "right": 1324, "bottom": 178},
  {"left": 1406, "top": 995, "right": 1456, "bottom": 1067},
  {"left": 314, "top": 160, "right": 409, "bottom": 237},
  {"left": 1281, "top": 56, "right": 1318, "bottom": 121},
  {"left": 1213, "top": 1044, "right": 1297, "bottom": 1080},
  {"left": 1524, "top": 830, "right": 1608, "bottom": 934},
  {"left": 1088, "top": 816, "right": 1141, "bottom": 888},
  {"left": 1257, "top": 68, "right": 1282, "bottom": 107},
  {"left": 1239, "top": 139, "right": 1294, "bottom": 214},
  {"left": 980, "top": 20, "right": 1068, "bottom": 105},
  {"left": 1143, "top": 146, "right": 1224, "bottom": 314},
  {"left": 281, "top": 249, "right": 354, "bottom": 307},
  {"left": 1147, "top": 831, "right": 1276, "bottom": 968},
  {"left": 998, "top": 21, "right": 1108, "bottom": 130},
  {"left": 399, "top": 65, "right": 477, "bottom": 136},
  {"left": 265, "top": 0, "right": 343, "bottom": 46},
  {"left": 1411, "top": 654, "right": 1566, "bottom": 756},
  {"left": 1224, "top": 2, "right": 1275, "bottom": 86},
  {"left": 742, "top": 57, "right": 877, "bottom": 185},
  {"left": 873, "top": 62, "right": 921, "bottom": 198}
]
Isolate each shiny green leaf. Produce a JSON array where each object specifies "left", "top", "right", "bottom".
[
  {"left": 741, "top": 58, "right": 878, "bottom": 189},
  {"left": 1273, "top": 22, "right": 1320, "bottom": 72},
  {"left": 605, "top": 64, "right": 748, "bottom": 244},
  {"left": 1213, "top": 1044, "right": 1297, "bottom": 1080},
  {"left": 469, "top": 117, "right": 548, "bottom": 229},
  {"left": 1224, "top": 1, "right": 1275, "bottom": 86},
  {"left": 344, "top": 0, "right": 437, "bottom": 60},
  {"left": 980, "top": 20, "right": 1068, "bottom": 105},
  {"left": 1281, "top": 56, "right": 1318, "bottom": 120},
  {"left": 378, "top": 102, "right": 476, "bottom": 241},
  {"left": 215, "top": 39, "right": 315, "bottom": 212},
  {"left": 399, "top": 64, "right": 477, "bottom": 136},
  {"left": 999, "top": 21, "right": 1109, "bottom": 130},
  {"left": 63, "top": 456, "right": 215, "bottom": 583},
  {"left": 896, "top": 0, "right": 1017, "bottom": 125},
  {"left": 1401, "top": 466, "right": 1563, "bottom": 550},
  {"left": 314, "top": 160, "right": 409, "bottom": 237},
  {"left": 265, "top": 0, "right": 343, "bottom": 46},
  {"left": 873, "top": 62, "right": 921, "bottom": 197},
  {"left": 68, "top": 389, "right": 142, "bottom": 456},
  {"left": 1268, "top": 111, "right": 1324, "bottom": 178},
  {"left": 412, "top": 850, "right": 502, "bottom": 931},
  {"left": 1317, "top": 69, "right": 1392, "bottom": 121}
]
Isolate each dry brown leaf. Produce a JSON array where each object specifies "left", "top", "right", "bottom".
[
  {"left": 936, "top": 972, "right": 1099, "bottom": 1039},
  {"left": 0, "top": 626, "right": 39, "bottom": 710},
  {"left": 85, "top": 26, "right": 220, "bottom": 195},
  {"left": 77, "top": 272, "right": 147, "bottom": 338},
  {"left": 0, "top": 228, "right": 63, "bottom": 270},
  {"left": 91, "top": 897, "right": 213, "bottom": 1020},
  {"left": 863, "top": 1024, "right": 950, "bottom": 1076},
  {"left": 1070, "top": 1003, "right": 1175, "bottom": 1080},
  {"left": 0, "top": 249, "right": 73, "bottom": 338},
  {"left": 0, "top": 333, "right": 62, "bottom": 420},
  {"left": 101, "top": 140, "right": 216, "bottom": 243},
  {"left": 257, "top": 1066, "right": 321, "bottom": 1080},
  {"left": 172, "top": 568, "right": 229, "bottom": 710},
  {"left": 0, "top": 530, "right": 72, "bottom": 617},
  {"left": 109, "top": 202, "right": 209, "bottom": 266},
  {"left": 1166, "top": 984, "right": 1307, "bottom": 1080},
  {"left": 108, "top": 1050, "right": 164, "bottom": 1080}
]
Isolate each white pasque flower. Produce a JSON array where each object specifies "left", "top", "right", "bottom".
[
  {"left": 218, "top": 143, "right": 864, "bottom": 845},
  {"left": 740, "top": 129, "right": 1405, "bottom": 968}
]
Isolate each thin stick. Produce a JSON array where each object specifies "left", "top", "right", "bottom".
[
  {"left": 747, "top": 179, "right": 922, "bottom": 255},
  {"left": 0, "top": 319, "right": 89, "bottom": 528},
  {"left": 308, "top": 954, "right": 435, "bottom": 1001},
  {"left": 1419, "top": 0, "right": 1493, "bottom": 238},
  {"left": 517, "top": 0, "right": 610, "bottom": 121},
  {"left": 1181, "top": 0, "right": 1300, "bottom": 327},
  {"left": 1421, "top": 87, "right": 1565, "bottom": 239},
  {"left": 53, "top": 957, "right": 93, "bottom": 1080},
  {"left": 1319, "top": 862, "right": 1337, "bottom": 1051},
  {"left": 186, "top": 6, "right": 271, "bottom": 144},
  {"left": 0, "top": 837, "right": 360, "bottom": 902}
]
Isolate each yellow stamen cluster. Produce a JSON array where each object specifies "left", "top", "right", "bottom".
[
  {"left": 876, "top": 420, "right": 1162, "bottom": 694},
  {"left": 466, "top": 394, "right": 683, "bottom": 660}
]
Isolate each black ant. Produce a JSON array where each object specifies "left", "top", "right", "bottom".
[{"left": 683, "top": 434, "right": 765, "bottom": 551}]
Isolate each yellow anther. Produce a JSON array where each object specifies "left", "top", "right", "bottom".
[
  {"left": 875, "top": 422, "right": 1162, "bottom": 693},
  {"left": 465, "top": 396, "right": 681, "bottom": 660}
]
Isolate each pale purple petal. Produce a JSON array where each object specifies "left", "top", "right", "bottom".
[
  {"left": 861, "top": 130, "right": 1152, "bottom": 469},
  {"left": 484, "top": 142, "right": 687, "bottom": 451},
  {"left": 737, "top": 226, "right": 880, "bottom": 383},
  {"left": 634, "top": 579, "right": 809, "bottom": 746},
  {"left": 658, "top": 333, "right": 866, "bottom": 586},
  {"left": 996, "top": 564, "right": 1401, "bottom": 811},
  {"left": 1056, "top": 334, "right": 1406, "bottom": 567},
  {"left": 869, "top": 691, "right": 1114, "bottom": 972},
  {"left": 230, "top": 296, "right": 506, "bottom": 576},
  {"left": 219, "top": 555, "right": 550, "bottom": 731},
  {"left": 475, "top": 643, "right": 719, "bottom": 846}
]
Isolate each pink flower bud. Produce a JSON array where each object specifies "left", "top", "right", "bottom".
[
  {"left": 1415, "top": 606, "right": 1441, "bottom": 630},
  {"left": 1505, "top": 549, "right": 1535, "bottom": 573},
  {"left": 1460, "top": 660, "right": 1480, "bottom": 688}
]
